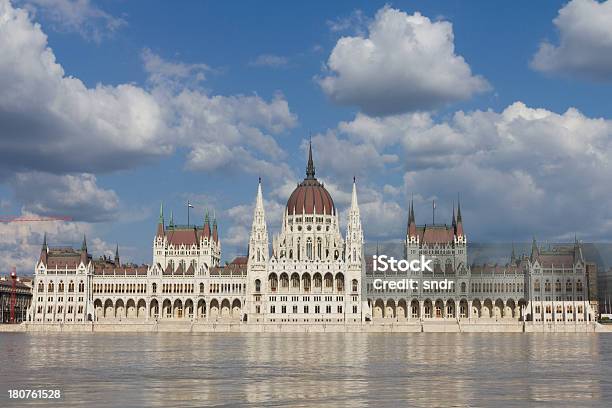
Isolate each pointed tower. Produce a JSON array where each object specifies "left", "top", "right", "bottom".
[
  {"left": 511, "top": 242, "right": 516, "bottom": 264},
  {"left": 306, "top": 140, "right": 315, "bottom": 179},
  {"left": 203, "top": 210, "right": 211, "bottom": 239},
  {"left": 456, "top": 198, "right": 464, "bottom": 238},
  {"left": 157, "top": 203, "right": 165, "bottom": 237},
  {"left": 248, "top": 177, "right": 269, "bottom": 264},
  {"left": 346, "top": 177, "right": 363, "bottom": 265},
  {"left": 530, "top": 237, "right": 539, "bottom": 261},
  {"left": 80, "top": 234, "right": 88, "bottom": 264},
  {"left": 405, "top": 199, "right": 420, "bottom": 261},
  {"left": 39, "top": 233, "right": 48, "bottom": 265},
  {"left": 212, "top": 211, "right": 219, "bottom": 243},
  {"left": 114, "top": 244, "right": 120, "bottom": 267},
  {"left": 452, "top": 202, "right": 456, "bottom": 231},
  {"left": 408, "top": 200, "right": 417, "bottom": 238},
  {"left": 169, "top": 210, "right": 174, "bottom": 228}
]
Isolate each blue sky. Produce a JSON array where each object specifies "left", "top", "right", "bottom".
[{"left": 2, "top": 0, "right": 612, "bottom": 271}]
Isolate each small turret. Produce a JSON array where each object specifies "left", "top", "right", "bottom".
[
  {"left": 80, "top": 234, "right": 88, "bottom": 264},
  {"left": 157, "top": 202, "right": 165, "bottom": 237},
  {"left": 456, "top": 197, "right": 464, "bottom": 237},
  {"left": 115, "top": 243, "right": 120, "bottom": 267},
  {"left": 407, "top": 200, "right": 417, "bottom": 238},
  {"left": 212, "top": 211, "right": 219, "bottom": 243},
  {"left": 39, "top": 233, "right": 48, "bottom": 264},
  {"left": 203, "top": 210, "right": 211, "bottom": 238}
]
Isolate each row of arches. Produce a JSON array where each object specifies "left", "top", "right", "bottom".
[
  {"left": 38, "top": 280, "right": 85, "bottom": 293},
  {"left": 267, "top": 272, "right": 357, "bottom": 293},
  {"left": 93, "top": 298, "right": 242, "bottom": 321},
  {"left": 369, "top": 298, "right": 528, "bottom": 320}
]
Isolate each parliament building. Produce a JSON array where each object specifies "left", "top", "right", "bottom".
[{"left": 28, "top": 145, "right": 597, "bottom": 326}]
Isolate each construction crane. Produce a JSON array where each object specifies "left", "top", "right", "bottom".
[{"left": 0, "top": 215, "right": 72, "bottom": 223}]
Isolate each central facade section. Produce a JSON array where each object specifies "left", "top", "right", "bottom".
[{"left": 246, "top": 143, "right": 364, "bottom": 324}]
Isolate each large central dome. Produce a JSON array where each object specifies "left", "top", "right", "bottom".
[{"left": 286, "top": 142, "right": 335, "bottom": 216}]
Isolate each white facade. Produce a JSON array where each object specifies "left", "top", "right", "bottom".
[{"left": 28, "top": 146, "right": 597, "bottom": 326}]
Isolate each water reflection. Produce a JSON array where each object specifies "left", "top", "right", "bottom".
[{"left": 0, "top": 333, "right": 610, "bottom": 407}]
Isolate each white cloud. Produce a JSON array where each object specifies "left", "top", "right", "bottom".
[
  {"left": 142, "top": 48, "right": 211, "bottom": 86},
  {"left": 20, "top": 0, "right": 126, "bottom": 42},
  {"left": 11, "top": 172, "right": 119, "bottom": 222},
  {"left": 327, "top": 9, "right": 368, "bottom": 35},
  {"left": 0, "top": 0, "right": 170, "bottom": 176},
  {"left": 319, "top": 6, "right": 489, "bottom": 116},
  {"left": 0, "top": 210, "right": 112, "bottom": 273},
  {"left": 531, "top": 0, "right": 612, "bottom": 80},
  {"left": 249, "top": 54, "right": 289, "bottom": 68},
  {"left": 338, "top": 101, "right": 612, "bottom": 241},
  {"left": 307, "top": 131, "right": 398, "bottom": 180},
  {"left": 0, "top": 0, "right": 298, "bottom": 186}
]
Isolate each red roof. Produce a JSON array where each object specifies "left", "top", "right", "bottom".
[
  {"left": 287, "top": 178, "right": 335, "bottom": 216},
  {"left": 166, "top": 228, "right": 199, "bottom": 246}
]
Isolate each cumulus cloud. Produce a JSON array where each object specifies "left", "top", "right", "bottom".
[
  {"left": 337, "top": 101, "right": 612, "bottom": 241},
  {"left": 318, "top": 6, "right": 489, "bottom": 116},
  {"left": 0, "top": 0, "right": 170, "bottom": 177},
  {"left": 307, "top": 131, "right": 398, "bottom": 180},
  {"left": 0, "top": 0, "right": 297, "bottom": 183},
  {"left": 0, "top": 210, "right": 112, "bottom": 272},
  {"left": 249, "top": 54, "right": 289, "bottom": 68},
  {"left": 20, "top": 0, "right": 126, "bottom": 42},
  {"left": 11, "top": 172, "right": 119, "bottom": 222},
  {"left": 531, "top": 0, "right": 612, "bottom": 80}
]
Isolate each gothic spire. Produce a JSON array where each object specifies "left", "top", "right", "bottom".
[
  {"left": 452, "top": 201, "right": 456, "bottom": 228},
  {"left": 350, "top": 176, "right": 358, "bottom": 210},
  {"left": 306, "top": 139, "right": 315, "bottom": 179},
  {"left": 81, "top": 234, "right": 87, "bottom": 251},
  {"left": 457, "top": 195, "right": 462, "bottom": 223}
]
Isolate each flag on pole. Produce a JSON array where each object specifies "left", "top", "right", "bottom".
[{"left": 188, "top": 202, "right": 194, "bottom": 208}]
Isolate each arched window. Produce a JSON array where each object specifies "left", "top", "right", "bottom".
[
  {"left": 38, "top": 282, "right": 44, "bottom": 292},
  {"left": 302, "top": 274, "right": 311, "bottom": 292},
  {"left": 79, "top": 281, "right": 84, "bottom": 292},
  {"left": 269, "top": 274, "right": 278, "bottom": 292},
  {"left": 280, "top": 273, "right": 289, "bottom": 289},
  {"left": 199, "top": 282, "right": 204, "bottom": 293},
  {"left": 352, "top": 279, "right": 358, "bottom": 292},
  {"left": 68, "top": 281, "right": 74, "bottom": 292},
  {"left": 291, "top": 273, "right": 300, "bottom": 289},
  {"left": 555, "top": 279, "right": 561, "bottom": 292},
  {"left": 545, "top": 280, "right": 551, "bottom": 292},
  {"left": 317, "top": 238, "right": 322, "bottom": 259},
  {"left": 306, "top": 238, "right": 313, "bottom": 260},
  {"left": 297, "top": 238, "right": 301, "bottom": 260},
  {"left": 534, "top": 279, "right": 540, "bottom": 292},
  {"left": 566, "top": 279, "right": 572, "bottom": 292},
  {"left": 577, "top": 280, "right": 583, "bottom": 292},
  {"left": 461, "top": 282, "right": 466, "bottom": 293},
  {"left": 152, "top": 283, "right": 157, "bottom": 293},
  {"left": 58, "top": 281, "right": 64, "bottom": 292},
  {"left": 255, "top": 279, "right": 261, "bottom": 292},
  {"left": 336, "top": 274, "right": 344, "bottom": 292},
  {"left": 314, "top": 273, "right": 322, "bottom": 289},
  {"left": 324, "top": 273, "right": 333, "bottom": 289}
]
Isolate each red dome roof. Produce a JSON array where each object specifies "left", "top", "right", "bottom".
[
  {"left": 287, "top": 179, "right": 335, "bottom": 215},
  {"left": 286, "top": 141, "right": 335, "bottom": 216}
]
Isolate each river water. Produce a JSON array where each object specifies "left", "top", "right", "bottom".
[{"left": 1, "top": 333, "right": 611, "bottom": 407}]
